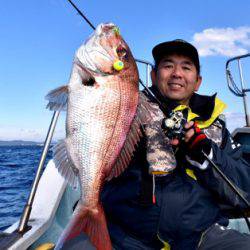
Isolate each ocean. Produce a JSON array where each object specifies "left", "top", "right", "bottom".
[{"left": 0, "top": 145, "right": 52, "bottom": 231}]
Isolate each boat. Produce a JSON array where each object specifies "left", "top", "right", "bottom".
[{"left": 0, "top": 55, "right": 250, "bottom": 250}]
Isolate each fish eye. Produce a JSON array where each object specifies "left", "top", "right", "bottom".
[
  {"left": 83, "top": 77, "right": 95, "bottom": 87},
  {"left": 116, "top": 46, "right": 127, "bottom": 58}
]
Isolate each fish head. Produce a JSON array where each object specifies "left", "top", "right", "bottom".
[{"left": 75, "top": 23, "right": 138, "bottom": 78}]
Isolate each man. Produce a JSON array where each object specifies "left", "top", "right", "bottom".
[{"left": 101, "top": 39, "right": 250, "bottom": 249}]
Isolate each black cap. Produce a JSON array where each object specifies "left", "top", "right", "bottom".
[{"left": 152, "top": 39, "right": 200, "bottom": 74}]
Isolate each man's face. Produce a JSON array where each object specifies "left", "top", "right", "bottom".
[{"left": 151, "top": 54, "right": 202, "bottom": 105}]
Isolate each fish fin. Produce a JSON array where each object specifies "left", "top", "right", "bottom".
[
  {"left": 53, "top": 140, "right": 79, "bottom": 188},
  {"left": 45, "top": 85, "right": 68, "bottom": 111},
  {"left": 106, "top": 92, "right": 157, "bottom": 181},
  {"left": 106, "top": 111, "right": 143, "bottom": 181},
  {"left": 56, "top": 203, "right": 112, "bottom": 250}
]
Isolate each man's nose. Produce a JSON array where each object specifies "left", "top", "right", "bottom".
[{"left": 172, "top": 65, "right": 182, "bottom": 78}]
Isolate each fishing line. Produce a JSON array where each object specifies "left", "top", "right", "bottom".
[{"left": 67, "top": 0, "right": 96, "bottom": 30}]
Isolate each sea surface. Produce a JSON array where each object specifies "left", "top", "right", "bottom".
[{"left": 0, "top": 145, "right": 52, "bottom": 231}]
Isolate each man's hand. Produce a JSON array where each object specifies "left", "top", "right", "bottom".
[
  {"left": 170, "top": 121, "right": 213, "bottom": 169},
  {"left": 170, "top": 121, "right": 196, "bottom": 146}
]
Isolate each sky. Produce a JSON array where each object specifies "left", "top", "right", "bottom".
[{"left": 1, "top": 0, "right": 250, "bottom": 142}]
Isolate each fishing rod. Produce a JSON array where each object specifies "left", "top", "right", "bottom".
[
  {"left": 203, "top": 151, "right": 250, "bottom": 208},
  {"left": 202, "top": 151, "right": 250, "bottom": 230},
  {"left": 67, "top": 0, "right": 250, "bottom": 229}
]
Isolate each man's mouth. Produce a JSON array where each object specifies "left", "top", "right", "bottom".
[{"left": 168, "top": 82, "right": 184, "bottom": 89}]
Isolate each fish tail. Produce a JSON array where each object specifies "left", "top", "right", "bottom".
[{"left": 56, "top": 203, "right": 112, "bottom": 250}]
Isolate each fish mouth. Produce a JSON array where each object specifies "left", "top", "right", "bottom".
[{"left": 99, "top": 23, "right": 116, "bottom": 34}]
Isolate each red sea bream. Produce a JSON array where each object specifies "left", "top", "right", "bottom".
[{"left": 46, "top": 23, "right": 143, "bottom": 249}]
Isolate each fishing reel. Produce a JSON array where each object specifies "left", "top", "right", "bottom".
[{"left": 161, "top": 110, "right": 188, "bottom": 141}]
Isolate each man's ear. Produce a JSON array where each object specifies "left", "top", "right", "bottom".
[
  {"left": 151, "top": 69, "right": 156, "bottom": 86},
  {"left": 195, "top": 76, "right": 202, "bottom": 91}
]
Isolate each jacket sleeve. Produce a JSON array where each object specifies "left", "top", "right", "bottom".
[{"left": 194, "top": 123, "right": 250, "bottom": 209}]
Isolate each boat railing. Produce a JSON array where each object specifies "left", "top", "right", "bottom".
[
  {"left": 226, "top": 53, "right": 250, "bottom": 126},
  {"left": 18, "top": 111, "right": 60, "bottom": 234},
  {"left": 135, "top": 59, "right": 154, "bottom": 88}
]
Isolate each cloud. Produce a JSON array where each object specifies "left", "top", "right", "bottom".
[
  {"left": 192, "top": 27, "right": 250, "bottom": 57},
  {"left": 224, "top": 112, "right": 246, "bottom": 132}
]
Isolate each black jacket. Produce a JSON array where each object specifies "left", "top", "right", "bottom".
[{"left": 101, "top": 91, "right": 250, "bottom": 250}]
